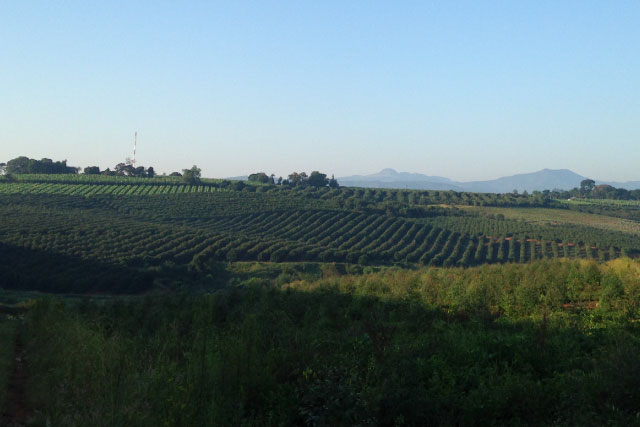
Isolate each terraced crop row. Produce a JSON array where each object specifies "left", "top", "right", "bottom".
[
  {"left": 2, "top": 176, "right": 554, "bottom": 208},
  {"left": 423, "top": 215, "right": 639, "bottom": 253},
  {"left": 0, "top": 182, "right": 635, "bottom": 293},
  {"left": 0, "top": 182, "right": 225, "bottom": 196},
  {"left": 1, "top": 200, "right": 620, "bottom": 273}
]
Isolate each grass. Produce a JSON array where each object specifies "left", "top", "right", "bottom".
[
  {"left": 563, "top": 198, "right": 640, "bottom": 207},
  {"left": 461, "top": 205, "right": 640, "bottom": 236},
  {"left": 0, "top": 290, "right": 141, "bottom": 306}
]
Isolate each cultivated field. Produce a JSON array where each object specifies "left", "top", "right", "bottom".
[
  {"left": 461, "top": 206, "right": 640, "bottom": 236},
  {"left": 2, "top": 176, "right": 640, "bottom": 425},
  {"left": 1, "top": 179, "right": 638, "bottom": 293}
]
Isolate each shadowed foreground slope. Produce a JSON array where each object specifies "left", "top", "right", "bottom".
[{"left": 17, "top": 259, "right": 640, "bottom": 426}]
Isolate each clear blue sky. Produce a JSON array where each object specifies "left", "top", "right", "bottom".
[{"left": 1, "top": 1, "right": 639, "bottom": 181}]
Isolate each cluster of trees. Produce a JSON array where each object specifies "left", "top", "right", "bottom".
[
  {"left": 589, "top": 184, "right": 640, "bottom": 200},
  {"left": 286, "top": 171, "right": 339, "bottom": 188},
  {"left": 0, "top": 156, "right": 162, "bottom": 179},
  {"left": 4, "top": 157, "right": 78, "bottom": 175},
  {"left": 2, "top": 156, "right": 202, "bottom": 182},
  {"left": 248, "top": 171, "right": 339, "bottom": 188},
  {"left": 549, "top": 179, "right": 640, "bottom": 201},
  {"left": 4, "top": 156, "right": 203, "bottom": 184},
  {"left": 89, "top": 163, "right": 156, "bottom": 178}
]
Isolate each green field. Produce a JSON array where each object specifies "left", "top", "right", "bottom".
[
  {"left": 462, "top": 206, "right": 640, "bottom": 235},
  {"left": 1, "top": 179, "right": 639, "bottom": 295},
  {"left": 2, "top": 177, "right": 640, "bottom": 425}
]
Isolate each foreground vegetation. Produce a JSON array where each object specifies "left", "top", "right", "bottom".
[
  {"left": 0, "top": 312, "right": 18, "bottom": 416},
  {"left": 9, "top": 259, "right": 640, "bottom": 426}
]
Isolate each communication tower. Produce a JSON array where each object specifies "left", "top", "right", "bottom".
[{"left": 132, "top": 131, "right": 137, "bottom": 167}]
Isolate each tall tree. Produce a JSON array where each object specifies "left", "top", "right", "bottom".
[
  {"left": 287, "top": 172, "right": 309, "bottom": 186},
  {"left": 287, "top": 172, "right": 301, "bottom": 186},
  {"left": 6, "top": 156, "right": 31, "bottom": 174},
  {"left": 580, "top": 179, "right": 596, "bottom": 196},
  {"left": 248, "top": 172, "right": 270, "bottom": 183},
  {"left": 308, "top": 171, "right": 328, "bottom": 187},
  {"left": 114, "top": 163, "right": 128, "bottom": 176},
  {"left": 84, "top": 166, "right": 101, "bottom": 175},
  {"left": 182, "top": 165, "right": 202, "bottom": 185}
]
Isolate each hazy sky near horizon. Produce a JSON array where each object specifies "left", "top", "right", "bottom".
[{"left": 1, "top": 1, "right": 639, "bottom": 181}]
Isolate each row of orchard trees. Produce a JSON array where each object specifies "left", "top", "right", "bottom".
[
  {"left": 248, "top": 171, "right": 339, "bottom": 188},
  {"left": 5, "top": 157, "right": 638, "bottom": 201}
]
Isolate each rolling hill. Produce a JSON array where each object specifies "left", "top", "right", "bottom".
[{"left": 339, "top": 168, "right": 640, "bottom": 193}]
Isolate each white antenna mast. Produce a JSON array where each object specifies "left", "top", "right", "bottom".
[{"left": 133, "top": 131, "right": 137, "bottom": 167}]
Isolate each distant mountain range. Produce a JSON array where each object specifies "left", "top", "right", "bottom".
[{"left": 337, "top": 168, "right": 640, "bottom": 193}]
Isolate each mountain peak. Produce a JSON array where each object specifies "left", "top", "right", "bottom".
[
  {"left": 378, "top": 168, "right": 398, "bottom": 175},
  {"left": 336, "top": 168, "right": 616, "bottom": 192}
]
